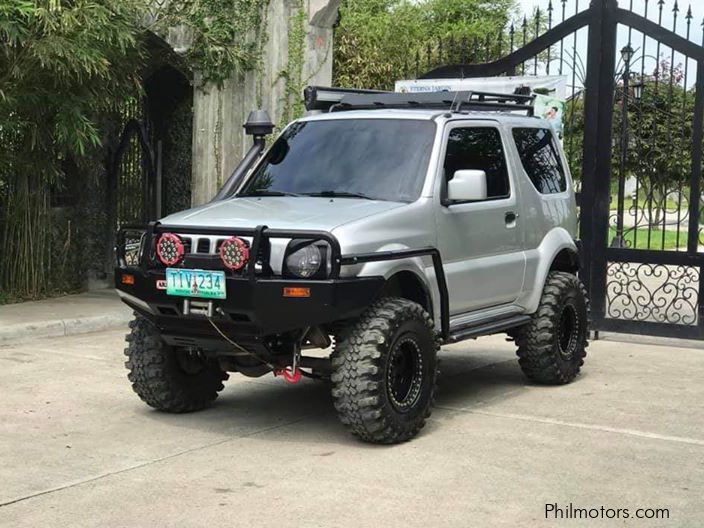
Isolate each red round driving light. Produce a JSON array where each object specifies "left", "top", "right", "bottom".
[
  {"left": 219, "top": 237, "right": 250, "bottom": 270},
  {"left": 156, "top": 233, "right": 185, "bottom": 266}
]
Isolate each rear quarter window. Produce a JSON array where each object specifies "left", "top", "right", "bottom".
[{"left": 512, "top": 128, "right": 567, "bottom": 194}]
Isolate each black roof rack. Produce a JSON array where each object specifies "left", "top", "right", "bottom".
[
  {"left": 303, "top": 86, "right": 537, "bottom": 116},
  {"left": 303, "top": 86, "right": 389, "bottom": 112}
]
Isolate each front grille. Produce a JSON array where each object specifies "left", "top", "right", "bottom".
[
  {"left": 197, "top": 238, "right": 210, "bottom": 253},
  {"left": 179, "top": 235, "right": 230, "bottom": 256}
]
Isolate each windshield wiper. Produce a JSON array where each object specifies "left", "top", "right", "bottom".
[
  {"left": 304, "top": 191, "right": 377, "bottom": 200},
  {"left": 240, "top": 190, "right": 302, "bottom": 197}
]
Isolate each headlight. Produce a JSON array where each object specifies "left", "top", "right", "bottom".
[{"left": 285, "top": 241, "right": 324, "bottom": 278}]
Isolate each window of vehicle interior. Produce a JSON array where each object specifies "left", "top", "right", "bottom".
[
  {"left": 512, "top": 128, "right": 567, "bottom": 194},
  {"left": 443, "top": 127, "right": 510, "bottom": 200}
]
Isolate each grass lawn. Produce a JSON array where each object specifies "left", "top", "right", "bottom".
[
  {"left": 608, "top": 227, "right": 686, "bottom": 250},
  {"left": 609, "top": 190, "right": 689, "bottom": 213}
]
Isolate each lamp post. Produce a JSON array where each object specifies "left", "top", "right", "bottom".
[{"left": 612, "top": 44, "right": 635, "bottom": 248}]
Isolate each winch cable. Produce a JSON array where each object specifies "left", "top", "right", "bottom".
[
  {"left": 206, "top": 317, "right": 276, "bottom": 371},
  {"left": 207, "top": 317, "right": 311, "bottom": 383}
]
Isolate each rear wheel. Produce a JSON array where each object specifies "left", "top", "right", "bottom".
[
  {"left": 124, "top": 315, "right": 228, "bottom": 412},
  {"left": 514, "top": 272, "right": 589, "bottom": 384},
  {"left": 331, "top": 298, "right": 439, "bottom": 444}
]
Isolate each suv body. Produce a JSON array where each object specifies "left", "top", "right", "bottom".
[{"left": 116, "top": 89, "right": 588, "bottom": 444}]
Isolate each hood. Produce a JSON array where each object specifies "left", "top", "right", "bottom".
[{"left": 159, "top": 196, "right": 407, "bottom": 231}]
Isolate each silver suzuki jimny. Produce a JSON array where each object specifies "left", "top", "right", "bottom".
[{"left": 115, "top": 87, "right": 589, "bottom": 444}]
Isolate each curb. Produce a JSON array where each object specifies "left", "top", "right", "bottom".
[{"left": 0, "top": 312, "right": 133, "bottom": 346}]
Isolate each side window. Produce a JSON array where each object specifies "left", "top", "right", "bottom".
[
  {"left": 443, "top": 127, "right": 510, "bottom": 200},
  {"left": 512, "top": 128, "right": 567, "bottom": 194}
]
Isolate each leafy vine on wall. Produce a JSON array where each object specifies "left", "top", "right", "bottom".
[
  {"left": 157, "top": 1, "right": 312, "bottom": 127},
  {"left": 156, "top": 0, "right": 271, "bottom": 87},
  {"left": 280, "top": 0, "right": 307, "bottom": 124}
]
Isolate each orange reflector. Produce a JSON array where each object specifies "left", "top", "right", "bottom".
[
  {"left": 283, "top": 287, "right": 311, "bottom": 298},
  {"left": 121, "top": 274, "right": 135, "bottom": 285}
]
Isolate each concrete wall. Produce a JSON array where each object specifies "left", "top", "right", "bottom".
[{"left": 189, "top": 0, "right": 341, "bottom": 205}]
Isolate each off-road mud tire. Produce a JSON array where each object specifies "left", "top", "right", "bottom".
[
  {"left": 331, "top": 298, "right": 439, "bottom": 444},
  {"left": 515, "top": 272, "right": 590, "bottom": 384},
  {"left": 124, "top": 315, "right": 228, "bottom": 412}
]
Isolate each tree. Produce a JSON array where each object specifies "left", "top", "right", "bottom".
[
  {"left": 0, "top": 0, "right": 146, "bottom": 299},
  {"left": 333, "top": 0, "right": 516, "bottom": 90},
  {"left": 624, "top": 63, "right": 694, "bottom": 199},
  {"left": 562, "top": 58, "right": 697, "bottom": 248}
]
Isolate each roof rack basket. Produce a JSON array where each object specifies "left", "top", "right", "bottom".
[{"left": 303, "top": 86, "right": 536, "bottom": 116}]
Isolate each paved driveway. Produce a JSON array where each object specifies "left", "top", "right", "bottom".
[{"left": 0, "top": 329, "right": 702, "bottom": 527}]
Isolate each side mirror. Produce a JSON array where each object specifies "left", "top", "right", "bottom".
[{"left": 447, "top": 170, "right": 488, "bottom": 202}]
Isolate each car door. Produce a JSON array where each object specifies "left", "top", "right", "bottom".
[{"left": 434, "top": 122, "right": 526, "bottom": 315}]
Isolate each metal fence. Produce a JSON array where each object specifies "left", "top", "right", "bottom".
[
  {"left": 109, "top": 97, "right": 157, "bottom": 230},
  {"left": 415, "top": 0, "right": 703, "bottom": 339}
]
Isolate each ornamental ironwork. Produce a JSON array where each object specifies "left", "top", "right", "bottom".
[{"left": 419, "top": 0, "right": 704, "bottom": 339}]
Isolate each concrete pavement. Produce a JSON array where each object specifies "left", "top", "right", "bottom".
[
  {"left": 0, "top": 329, "right": 702, "bottom": 527},
  {"left": 0, "top": 290, "right": 131, "bottom": 345}
]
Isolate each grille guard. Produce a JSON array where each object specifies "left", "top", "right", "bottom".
[{"left": 116, "top": 221, "right": 450, "bottom": 339}]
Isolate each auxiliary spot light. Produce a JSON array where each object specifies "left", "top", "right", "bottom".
[
  {"left": 219, "top": 237, "right": 250, "bottom": 271},
  {"left": 156, "top": 233, "right": 185, "bottom": 266}
]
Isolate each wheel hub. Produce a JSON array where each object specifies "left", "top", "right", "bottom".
[
  {"left": 557, "top": 304, "right": 580, "bottom": 359},
  {"left": 386, "top": 336, "right": 424, "bottom": 412}
]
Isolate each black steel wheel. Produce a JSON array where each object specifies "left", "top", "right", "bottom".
[
  {"left": 557, "top": 303, "right": 580, "bottom": 360},
  {"left": 331, "top": 297, "right": 439, "bottom": 444},
  {"left": 387, "top": 336, "right": 425, "bottom": 412},
  {"left": 514, "top": 272, "right": 590, "bottom": 385}
]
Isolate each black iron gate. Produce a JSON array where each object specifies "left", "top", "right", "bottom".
[
  {"left": 108, "top": 62, "right": 193, "bottom": 232},
  {"left": 110, "top": 116, "right": 158, "bottom": 229},
  {"left": 417, "top": 0, "right": 703, "bottom": 339}
]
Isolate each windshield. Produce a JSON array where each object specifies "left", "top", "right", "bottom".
[{"left": 239, "top": 119, "right": 436, "bottom": 202}]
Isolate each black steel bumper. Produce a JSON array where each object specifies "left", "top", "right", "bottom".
[
  {"left": 115, "top": 222, "right": 450, "bottom": 348},
  {"left": 116, "top": 267, "right": 385, "bottom": 342}
]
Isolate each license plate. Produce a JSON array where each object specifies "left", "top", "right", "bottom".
[{"left": 165, "top": 268, "right": 226, "bottom": 300}]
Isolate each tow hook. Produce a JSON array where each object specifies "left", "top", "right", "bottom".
[
  {"left": 275, "top": 343, "right": 302, "bottom": 384},
  {"left": 275, "top": 367, "right": 302, "bottom": 384}
]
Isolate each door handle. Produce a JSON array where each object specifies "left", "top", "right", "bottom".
[{"left": 505, "top": 211, "right": 518, "bottom": 224}]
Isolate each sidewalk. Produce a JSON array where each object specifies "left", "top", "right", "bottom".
[{"left": 0, "top": 290, "right": 131, "bottom": 345}]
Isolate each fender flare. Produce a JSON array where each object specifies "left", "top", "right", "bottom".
[
  {"left": 349, "top": 244, "right": 441, "bottom": 330},
  {"left": 519, "top": 228, "right": 580, "bottom": 313}
]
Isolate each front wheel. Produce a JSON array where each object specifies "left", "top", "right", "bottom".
[
  {"left": 124, "top": 315, "right": 228, "bottom": 412},
  {"left": 514, "top": 272, "right": 590, "bottom": 384},
  {"left": 331, "top": 298, "right": 439, "bottom": 444}
]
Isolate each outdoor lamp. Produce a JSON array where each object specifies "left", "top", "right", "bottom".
[
  {"left": 621, "top": 44, "right": 635, "bottom": 66},
  {"left": 632, "top": 80, "right": 645, "bottom": 102}
]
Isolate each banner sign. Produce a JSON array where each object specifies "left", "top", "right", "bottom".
[{"left": 395, "top": 76, "right": 568, "bottom": 137}]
